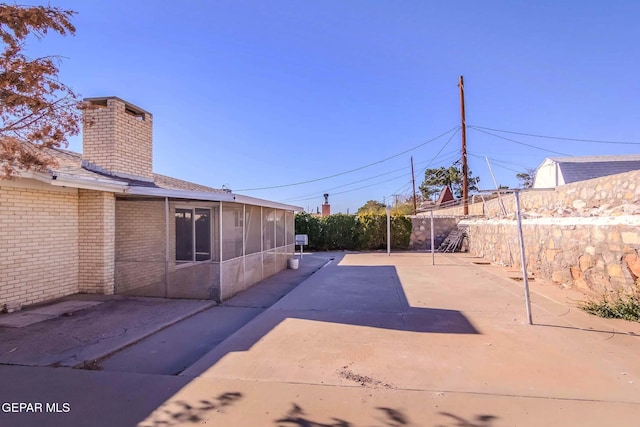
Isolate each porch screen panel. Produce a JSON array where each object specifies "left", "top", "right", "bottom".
[
  {"left": 222, "top": 203, "right": 243, "bottom": 260},
  {"left": 285, "top": 210, "right": 294, "bottom": 246},
  {"left": 262, "top": 207, "right": 275, "bottom": 250},
  {"left": 245, "top": 205, "right": 262, "bottom": 255},
  {"left": 195, "top": 208, "right": 211, "bottom": 261},
  {"left": 175, "top": 209, "right": 193, "bottom": 261},
  {"left": 211, "top": 205, "right": 220, "bottom": 262},
  {"left": 275, "top": 209, "right": 285, "bottom": 247}
]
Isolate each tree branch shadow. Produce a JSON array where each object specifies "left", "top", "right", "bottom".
[
  {"left": 138, "top": 391, "right": 243, "bottom": 427},
  {"left": 435, "top": 412, "right": 498, "bottom": 427},
  {"left": 274, "top": 403, "right": 499, "bottom": 427}
]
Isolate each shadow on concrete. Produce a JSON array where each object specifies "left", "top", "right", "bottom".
[
  {"left": 273, "top": 403, "right": 499, "bottom": 427},
  {"left": 135, "top": 397, "right": 499, "bottom": 427},
  {"left": 183, "top": 263, "right": 478, "bottom": 376},
  {"left": 275, "top": 403, "right": 411, "bottom": 426},
  {"left": 138, "top": 391, "right": 243, "bottom": 427},
  {"left": 533, "top": 322, "right": 639, "bottom": 337},
  {"left": 436, "top": 412, "right": 499, "bottom": 427}
]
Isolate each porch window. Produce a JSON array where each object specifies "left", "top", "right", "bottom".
[{"left": 176, "top": 208, "right": 211, "bottom": 262}]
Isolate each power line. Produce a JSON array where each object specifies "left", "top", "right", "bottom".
[
  {"left": 390, "top": 180, "right": 413, "bottom": 198},
  {"left": 285, "top": 168, "right": 418, "bottom": 203},
  {"left": 469, "top": 127, "right": 570, "bottom": 156},
  {"left": 324, "top": 152, "right": 461, "bottom": 205},
  {"left": 281, "top": 147, "right": 462, "bottom": 203},
  {"left": 470, "top": 125, "right": 640, "bottom": 145},
  {"left": 284, "top": 170, "right": 412, "bottom": 203},
  {"left": 416, "top": 128, "right": 461, "bottom": 177},
  {"left": 332, "top": 177, "right": 411, "bottom": 198},
  {"left": 468, "top": 153, "right": 521, "bottom": 173},
  {"left": 235, "top": 126, "right": 459, "bottom": 191},
  {"left": 384, "top": 181, "right": 413, "bottom": 205},
  {"left": 467, "top": 151, "right": 531, "bottom": 170}
]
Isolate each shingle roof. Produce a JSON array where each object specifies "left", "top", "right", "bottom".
[
  {"left": 44, "top": 147, "right": 226, "bottom": 194},
  {"left": 549, "top": 155, "right": 640, "bottom": 184},
  {"left": 153, "top": 173, "right": 226, "bottom": 193}
]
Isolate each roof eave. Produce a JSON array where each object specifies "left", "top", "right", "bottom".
[
  {"left": 19, "top": 170, "right": 130, "bottom": 193},
  {"left": 126, "top": 186, "right": 235, "bottom": 202},
  {"left": 232, "top": 194, "right": 302, "bottom": 211}
]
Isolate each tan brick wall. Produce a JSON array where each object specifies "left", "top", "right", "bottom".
[
  {"left": 115, "top": 199, "right": 166, "bottom": 293},
  {"left": 78, "top": 190, "right": 115, "bottom": 294},
  {"left": 83, "top": 97, "right": 153, "bottom": 180},
  {"left": 0, "top": 181, "right": 79, "bottom": 310}
]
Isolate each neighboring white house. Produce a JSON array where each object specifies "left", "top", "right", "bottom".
[{"left": 532, "top": 155, "right": 640, "bottom": 188}]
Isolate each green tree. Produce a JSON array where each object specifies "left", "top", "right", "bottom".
[
  {"left": 356, "top": 213, "right": 386, "bottom": 249},
  {"left": 516, "top": 168, "right": 535, "bottom": 189},
  {"left": 391, "top": 194, "right": 422, "bottom": 215},
  {"left": 418, "top": 160, "right": 479, "bottom": 199},
  {"left": 320, "top": 214, "right": 358, "bottom": 250},
  {"left": 356, "top": 199, "right": 386, "bottom": 215},
  {"left": 1, "top": 4, "right": 80, "bottom": 178},
  {"left": 390, "top": 214, "right": 412, "bottom": 249},
  {"left": 294, "top": 212, "right": 322, "bottom": 249}
]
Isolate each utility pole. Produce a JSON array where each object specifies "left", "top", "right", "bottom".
[
  {"left": 411, "top": 156, "right": 417, "bottom": 215},
  {"left": 458, "top": 75, "right": 469, "bottom": 215}
]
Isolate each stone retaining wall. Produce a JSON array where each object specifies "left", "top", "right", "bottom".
[
  {"left": 461, "top": 217, "right": 640, "bottom": 295},
  {"left": 449, "top": 170, "right": 640, "bottom": 296},
  {"left": 436, "top": 169, "right": 640, "bottom": 218}
]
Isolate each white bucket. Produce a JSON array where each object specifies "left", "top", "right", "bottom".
[{"left": 287, "top": 258, "right": 299, "bottom": 270}]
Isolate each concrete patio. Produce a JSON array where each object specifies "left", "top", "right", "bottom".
[
  {"left": 1, "top": 252, "right": 639, "bottom": 427},
  {"left": 142, "top": 252, "right": 640, "bottom": 426}
]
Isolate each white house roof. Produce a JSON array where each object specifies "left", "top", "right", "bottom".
[{"left": 543, "top": 155, "right": 640, "bottom": 184}]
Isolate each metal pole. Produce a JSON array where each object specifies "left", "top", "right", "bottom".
[
  {"left": 485, "top": 156, "right": 507, "bottom": 216},
  {"left": 459, "top": 75, "right": 469, "bottom": 216},
  {"left": 164, "top": 197, "right": 169, "bottom": 298},
  {"left": 430, "top": 209, "right": 435, "bottom": 265},
  {"left": 386, "top": 205, "right": 391, "bottom": 256},
  {"left": 411, "top": 156, "right": 417, "bottom": 215},
  {"left": 514, "top": 190, "right": 532, "bottom": 325}
]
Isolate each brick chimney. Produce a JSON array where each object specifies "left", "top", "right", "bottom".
[
  {"left": 321, "top": 193, "right": 331, "bottom": 217},
  {"left": 82, "top": 97, "right": 153, "bottom": 181}
]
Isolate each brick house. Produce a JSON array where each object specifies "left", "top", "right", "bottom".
[{"left": 0, "top": 97, "right": 300, "bottom": 312}]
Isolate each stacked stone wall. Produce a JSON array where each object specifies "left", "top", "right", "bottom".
[
  {"left": 463, "top": 218, "right": 640, "bottom": 295},
  {"left": 451, "top": 170, "right": 640, "bottom": 296}
]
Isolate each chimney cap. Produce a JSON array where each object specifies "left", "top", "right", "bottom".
[{"left": 83, "top": 96, "right": 151, "bottom": 116}]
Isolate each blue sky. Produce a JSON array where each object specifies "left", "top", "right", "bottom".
[{"left": 21, "top": 1, "right": 640, "bottom": 213}]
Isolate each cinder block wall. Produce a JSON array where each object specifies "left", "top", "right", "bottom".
[
  {"left": 78, "top": 190, "right": 115, "bottom": 294},
  {"left": 83, "top": 97, "right": 153, "bottom": 180},
  {"left": 0, "top": 182, "right": 79, "bottom": 310}
]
